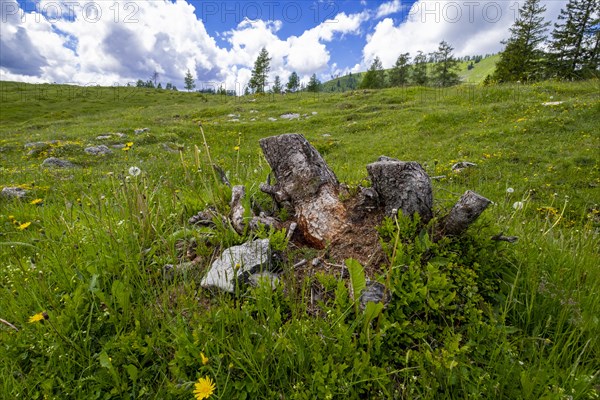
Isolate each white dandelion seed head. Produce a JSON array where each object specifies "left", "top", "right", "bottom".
[
  {"left": 128, "top": 166, "right": 141, "bottom": 177},
  {"left": 506, "top": 187, "right": 514, "bottom": 193},
  {"left": 513, "top": 201, "right": 524, "bottom": 210}
]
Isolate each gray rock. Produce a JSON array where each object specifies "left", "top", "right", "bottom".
[
  {"left": 359, "top": 281, "right": 388, "bottom": 310},
  {"left": 85, "top": 145, "right": 112, "bottom": 155},
  {"left": 268, "top": 117, "right": 277, "bottom": 121},
  {"left": 111, "top": 144, "right": 126, "bottom": 149},
  {"left": 451, "top": 161, "right": 477, "bottom": 171},
  {"left": 24, "top": 141, "right": 50, "bottom": 149},
  {"left": 280, "top": 113, "right": 300, "bottom": 120},
  {"left": 201, "top": 239, "right": 271, "bottom": 293},
  {"left": 228, "top": 118, "right": 240, "bottom": 122},
  {"left": 134, "top": 128, "right": 149, "bottom": 134},
  {"left": 1, "top": 187, "right": 27, "bottom": 199},
  {"left": 96, "top": 135, "right": 112, "bottom": 140},
  {"left": 247, "top": 271, "right": 280, "bottom": 290},
  {"left": 42, "top": 157, "right": 73, "bottom": 168}
]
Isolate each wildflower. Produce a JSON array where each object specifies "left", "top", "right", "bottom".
[
  {"left": 18, "top": 221, "right": 31, "bottom": 230},
  {"left": 200, "top": 352, "right": 209, "bottom": 365},
  {"left": 126, "top": 142, "right": 134, "bottom": 147},
  {"left": 233, "top": 146, "right": 240, "bottom": 151},
  {"left": 122, "top": 147, "right": 130, "bottom": 152},
  {"left": 30, "top": 198, "right": 43, "bottom": 205},
  {"left": 193, "top": 376, "right": 215, "bottom": 400},
  {"left": 506, "top": 188, "right": 514, "bottom": 194},
  {"left": 29, "top": 312, "right": 48, "bottom": 323},
  {"left": 513, "top": 201, "right": 524, "bottom": 210},
  {"left": 128, "top": 166, "right": 141, "bottom": 177}
]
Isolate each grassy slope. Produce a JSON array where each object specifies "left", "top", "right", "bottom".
[
  {"left": 322, "top": 54, "right": 499, "bottom": 92},
  {"left": 1, "top": 80, "right": 599, "bottom": 398}
]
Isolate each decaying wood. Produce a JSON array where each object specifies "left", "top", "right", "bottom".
[
  {"left": 259, "top": 134, "right": 348, "bottom": 248},
  {"left": 195, "top": 133, "right": 494, "bottom": 269},
  {"left": 491, "top": 232, "right": 519, "bottom": 243},
  {"left": 367, "top": 157, "right": 433, "bottom": 222},
  {"left": 440, "top": 190, "right": 491, "bottom": 236}
]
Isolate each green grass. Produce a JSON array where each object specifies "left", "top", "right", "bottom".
[
  {"left": 1, "top": 79, "right": 599, "bottom": 399},
  {"left": 322, "top": 54, "right": 499, "bottom": 92}
]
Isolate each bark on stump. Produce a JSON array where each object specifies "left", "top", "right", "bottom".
[
  {"left": 367, "top": 158, "right": 433, "bottom": 222},
  {"left": 440, "top": 190, "right": 491, "bottom": 236},
  {"left": 259, "top": 133, "right": 347, "bottom": 248}
]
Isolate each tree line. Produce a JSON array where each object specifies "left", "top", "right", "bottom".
[{"left": 493, "top": 0, "right": 599, "bottom": 82}]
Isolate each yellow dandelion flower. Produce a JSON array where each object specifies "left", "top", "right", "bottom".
[
  {"left": 18, "top": 221, "right": 31, "bottom": 230},
  {"left": 122, "top": 147, "right": 130, "bottom": 151},
  {"left": 193, "top": 376, "right": 215, "bottom": 400},
  {"left": 8, "top": 215, "right": 15, "bottom": 220},
  {"left": 126, "top": 142, "right": 134, "bottom": 147},
  {"left": 200, "top": 352, "right": 209, "bottom": 366},
  {"left": 29, "top": 312, "right": 47, "bottom": 323},
  {"left": 233, "top": 146, "right": 240, "bottom": 151},
  {"left": 30, "top": 198, "right": 43, "bottom": 205}
]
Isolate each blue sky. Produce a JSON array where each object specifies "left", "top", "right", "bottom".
[{"left": 1, "top": 0, "right": 566, "bottom": 92}]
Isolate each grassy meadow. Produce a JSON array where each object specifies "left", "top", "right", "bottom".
[{"left": 1, "top": 79, "right": 599, "bottom": 399}]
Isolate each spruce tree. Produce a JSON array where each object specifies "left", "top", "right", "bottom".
[
  {"left": 547, "top": 0, "right": 600, "bottom": 79},
  {"left": 493, "top": 0, "right": 550, "bottom": 82},
  {"left": 307, "top": 73, "right": 321, "bottom": 92},
  {"left": 389, "top": 53, "right": 411, "bottom": 86},
  {"left": 412, "top": 51, "right": 428, "bottom": 86},
  {"left": 431, "top": 41, "right": 460, "bottom": 87},
  {"left": 249, "top": 47, "right": 271, "bottom": 93},
  {"left": 184, "top": 69, "right": 195, "bottom": 91},
  {"left": 359, "top": 56, "right": 386, "bottom": 89},
  {"left": 286, "top": 71, "right": 299, "bottom": 92},
  {"left": 273, "top": 75, "right": 283, "bottom": 94}
]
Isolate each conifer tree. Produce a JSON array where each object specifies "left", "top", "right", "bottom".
[
  {"left": 249, "top": 47, "right": 271, "bottom": 93},
  {"left": 412, "top": 51, "right": 428, "bottom": 86},
  {"left": 431, "top": 41, "right": 460, "bottom": 87},
  {"left": 184, "top": 69, "right": 195, "bottom": 91},
  {"left": 547, "top": 0, "right": 600, "bottom": 79},
  {"left": 286, "top": 71, "right": 299, "bottom": 92},
  {"left": 493, "top": 0, "right": 550, "bottom": 82},
  {"left": 389, "top": 53, "right": 411, "bottom": 86},
  {"left": 359, "top": 56, "right": 385, "bottom": 89},
  {"left": 307, "top": 73, "right": 321, "bottom": 92},
  {"left": 273, "top": 75, "right": 283, "bottom": 94}
]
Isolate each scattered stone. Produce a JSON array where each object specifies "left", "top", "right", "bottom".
[
  {"left": 85, "top": 145, "right": 112, "bottom": 155},
  {"left": 227, "top": 113, "right": 240, "bottom": 118},
  {"left": 1, "top": 187, "right": 27, "bottom": 199},
  {"left": 111, "top": 144, "right": 126, "bottom": 149},
  {"left": 201, "top": 239, "right": 271, "bottom": 293},
  {"left": 228, "top": 118, "right": 240, "bottom": 122},
  {"left": 134, "top": 128, "right": 149, "bottom": 134},
  {"left": 359, "top": 281, "right": 388, "bottom": 310},
  {"left": 114, "top": 132, "right": 126, "bottom": 137},
  {"left": 188, "top": 208, "right": 223, "bottom": 227},
  {"left": 247, "top": 271, "right": 280, "bottom": 290},
  {"left": 542, "top": 101, "right": 563, "bottom": 106},
  {"left": 24, "top": 141, "right": 52, "bottom": 149},
  {"left": 250, "top": 118, "right": 257, "bottom": 122},
  {"left": 96, "top": 135, "right": 112, "bottom": 140},
  {"left": 268, "top": 117, "right": 277, "bottom": 122},
  {"left": 161, "top": 143, "right": 180, "bottom": 153},
  {"left": 322, "top": 133, "right": 331, "bottom": 137},
  {"left": 280, "top": 113, "right": 300, "bottom": 120},
  {"left": 451, "top": 161, "right": 477, "bottom": 171},
  {"left": 42, "top": 157, "right": 73, "bottom": 168}
]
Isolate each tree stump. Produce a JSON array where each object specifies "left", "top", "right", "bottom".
[
  {"left": 440, "top": 190, "right": 491, "bottom": 236},
  {"left": 259, "top": 134, "right": 347, "bottom": 248},
  {"left": 367, "top": 157, "right": 433, "bottom": 222}
]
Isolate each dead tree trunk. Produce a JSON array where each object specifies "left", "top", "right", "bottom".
[
  {"left": 440, "top": 190, "right": 491, "bottom": 236},
  {"left": 259, "top": 134, "right": 348, "bottom": 248},
  {"left": 367, "top": 157, "right": 433, "bottom": 222}
]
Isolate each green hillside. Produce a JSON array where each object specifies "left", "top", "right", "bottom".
[
  {"left": 322, "top": 54, "right": 499, "bottom": 92},
  {"left": 1, "top": 80, "right": 599, "bottom": 399}
]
